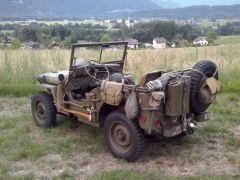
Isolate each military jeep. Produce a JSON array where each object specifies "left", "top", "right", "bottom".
[{"left": 31, "top": 41, "right": 220, "bottom": 162}]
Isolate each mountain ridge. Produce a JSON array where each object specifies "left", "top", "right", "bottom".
[
  {"left": 0, "top": 0, "right": 159, "bottom": 18},
  {"left": 0, "top": 1, "right": 240, "bottom": 19},
  {"left": 129, "top": 4, "right": 240, "bottom": 19}
]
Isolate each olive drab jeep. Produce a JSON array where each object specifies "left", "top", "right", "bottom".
[{"left": 31, "top": 41, "right": 220, "bottom": 162}]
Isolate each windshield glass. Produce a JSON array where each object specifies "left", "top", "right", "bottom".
[{"left": 73, "top": 44, "right": 126, "bottom": 67}]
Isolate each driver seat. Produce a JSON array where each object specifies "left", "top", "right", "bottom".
[{"left": 109, "top": 73, "right": 124, "bottom": 83}]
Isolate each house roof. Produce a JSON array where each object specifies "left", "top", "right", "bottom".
[
  {"left": 193, "top": 37, "right": 207, "bottom": 42},
  {"left": 126, "top": 38, "right": 139, "bottom": 45},
  {"left": 154, "top": 37, "right": 167, "bottom": 44},
  {"left": 48, "top": 41, "right": 60, "bottom": 47},
  {"left": 1, "top": 36, "right": 12, "bottom": 43}
]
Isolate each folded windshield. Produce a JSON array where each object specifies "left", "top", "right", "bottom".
[{"left": 73, "top": 44, "right": 126, "bottom": 64}]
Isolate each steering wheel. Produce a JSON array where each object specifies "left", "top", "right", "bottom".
[{"left": 85, "top": 60, "right": 110, "bottom": 81}]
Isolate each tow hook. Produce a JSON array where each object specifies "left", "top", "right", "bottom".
[{"left": 187, "top": 121, "right": 197, "bottom": 134}]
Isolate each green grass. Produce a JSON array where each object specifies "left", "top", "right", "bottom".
[
  {"left": 52, "top": 170, "right": 75, "bottom": 180},
  {"left": 11, "top": 173, "right": 35, "bottom": 180},
  {"left": 87, "top": 169, "right": 158, "bottom": 180},
  {"left": 88, "top": 169, "right": 240, "bottom": 180},
  {"left": 0, "top": 93, "right": 239, "bottom": 178},
  {"left": 0, "top": 20, "right": 113, "bottom": 29},
  {"left": 199, "top": 19, "right": 236, "bottom": 28},
  {"left": 216, "top": 36, "right": 240, "bottom": 45},
  {"left": 227, "top": 136, "right": 240, "bottom": 149},
  {"left": 0, "top": 115, "right": 105, "bottom": 161},
  {"left": 0, "top": 30, "right": 14, "bottom": 34},
  {"left": 1, "top": 45, "right": 240, "bottom": 96},
  {"left": 0, "top": 46, "right": 239, "bottom": 178},
  {"left": 0, "top": 114, "right": 106, "bottom": 178},
  {"left": 0, "top": 81, "right": 40, "bottom": 97}
]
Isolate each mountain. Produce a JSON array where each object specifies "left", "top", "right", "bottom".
[
  {"left": 0, "top": 1, "right": 240, "bottom": 19},
  {"left": 150, "top": 0, "right": 180, "bottom": 9},
  {"left": 153, "top": 0, "right": 240, "bottom": 8},
  {"left": 0, "top": 0, "right": 159, "bottom": 18},
  {"left": 173, "top": 0, "right": 240, "bottom": 7},
  {"left": 129, "top": 4, "right": 240, "bottom": 19}
]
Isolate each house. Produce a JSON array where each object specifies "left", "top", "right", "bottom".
[
  {"left": 48, "top": 41, "right": 60, "bottom": 49},
  {"left": 126, "top": 38, "right": 139, "bottom": 50},
  {"left": 144, "top": 43, "right": 154, "bottom": 49},
  {"left": 21, "top": 41, "right": 39, "bottom": 49},
  {"left": 1, "top": 36, "right": 12, "bottom": 46},
  {"left": 193, "top": 37, "right": 208, "bottom": 46},
  {"left": 104, "top": 19, "right": 111, "bottom": 23},
  {"left": 117, "top": 19, "right": 123, "bottom": 24},
  {"left": 153, "top": 37, "right": 167, "bottom": 49}
]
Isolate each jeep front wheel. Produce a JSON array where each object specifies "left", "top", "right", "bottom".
[
  {"left": 104, "top": 111, "right": 145, "bottom": 162},
  {"left": 31, "top": 92, "right": 57, "bottom": 128}
]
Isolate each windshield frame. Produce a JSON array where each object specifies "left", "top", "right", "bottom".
[{"left": 69, "top": 41, "right": 128, "bottom": 71}]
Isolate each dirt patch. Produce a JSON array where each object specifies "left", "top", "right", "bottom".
[
  {"left": 0, "top": 97, "right": 30, "bottom": 118},
  {"left": 10, "top": 138, "right": 240, "bottom": 179},
  {"left": 231, "top": 125, "right": 240, "bottom": 137}
]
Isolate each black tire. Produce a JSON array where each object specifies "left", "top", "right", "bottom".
[
  {"left": 190, "top": 60, "right": 218, "bottom": 114},
  {"left": 31, "top": 92, "right": 57, "bottom": 128},
  {"left": 104, "top": 111, "right": 145, "bottom": 162}
]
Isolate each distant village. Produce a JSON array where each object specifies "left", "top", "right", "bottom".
[
  {"left": 0, "top": 35, "right": 209, "bottom": 50},
  {"left": 0, "top": 17, "right": 221, "bottom": 50},
  {"left": 8, "top": 17, "right": 198, "bottom": 28}
]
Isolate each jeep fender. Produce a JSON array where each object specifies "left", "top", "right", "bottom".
[{"left": 36, "top": 83, "right": 57, "bottom": 103}]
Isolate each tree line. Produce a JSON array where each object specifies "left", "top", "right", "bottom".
[{"left": 1, "top": 20, "right": 240, "bottom": 49}]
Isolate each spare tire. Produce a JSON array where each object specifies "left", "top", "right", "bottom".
[{"left": 190, "top": 60, "right": 218, "bottom": 114}]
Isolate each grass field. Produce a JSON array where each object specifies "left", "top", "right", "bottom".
[
  {"left": 0, "top": 30, "right": 14, "bottom": 34},
  {"left": 0, "top": 20, "right": 113, "bottom": 29},
  {"left": 0, "top": 45, "right": 239, "bottom": 96},
  {"left": 216, "top": 36, "right": 240, "bottom": 45},
  {"left": 0, "top": 45, "right": 240, "bottom": 179},
  {"left": 199, "top": 19, "right": 237, "bottom": 27}
]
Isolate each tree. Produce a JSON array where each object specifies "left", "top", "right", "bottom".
[
  {"left": 101, "top": 34, "right": 111, "bottom": 42},
  {"left": 11, "top": 37, "right": 20, "bottom": 49},
  {"left": 16, "top": 27, "right": 38, "bottom": 42},
  {"left": 51, "top": 37, "right": 62, "bottom": 44},
  {"left": 62, "top": 33, "right": 78, "bottom": 48},
  {"left": 180, "top": 24, "right": 200, "bottom": 42},
  {"left": 206, "top": 31, "right": 217, "bottom": 43},
  {"left": 181, "top": 40, "right": 192, "bottom": 47},
  {"left": 172, "top": 34, "right": 183, "bottom": 47}
]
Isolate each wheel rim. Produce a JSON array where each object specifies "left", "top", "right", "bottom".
[
  {"left": 35, "top": 101, "right": 47, "bottom": 123},
  {"left": 109, "top": 121, "right": 132, "bottom": 153}
]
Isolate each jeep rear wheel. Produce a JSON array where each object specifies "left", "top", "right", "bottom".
[
  {"left": 104, "top": 111, "right": 145, "bottom": 162},
  {"left": 31, "top": 92, "right": 57, "bottom": 128}
]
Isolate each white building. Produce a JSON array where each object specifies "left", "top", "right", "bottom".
[
  {"left": 193, "top": 37, "right": 209, "bottom": 46},
  {"left": 117, "top": 19, "right": 123, "bottom": 24},
  {"left": 126, "top": 38, "right": 139, "bottom": 50},
  {"left": 153, "top": 37, "right": 167, "bottom": 49}
]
